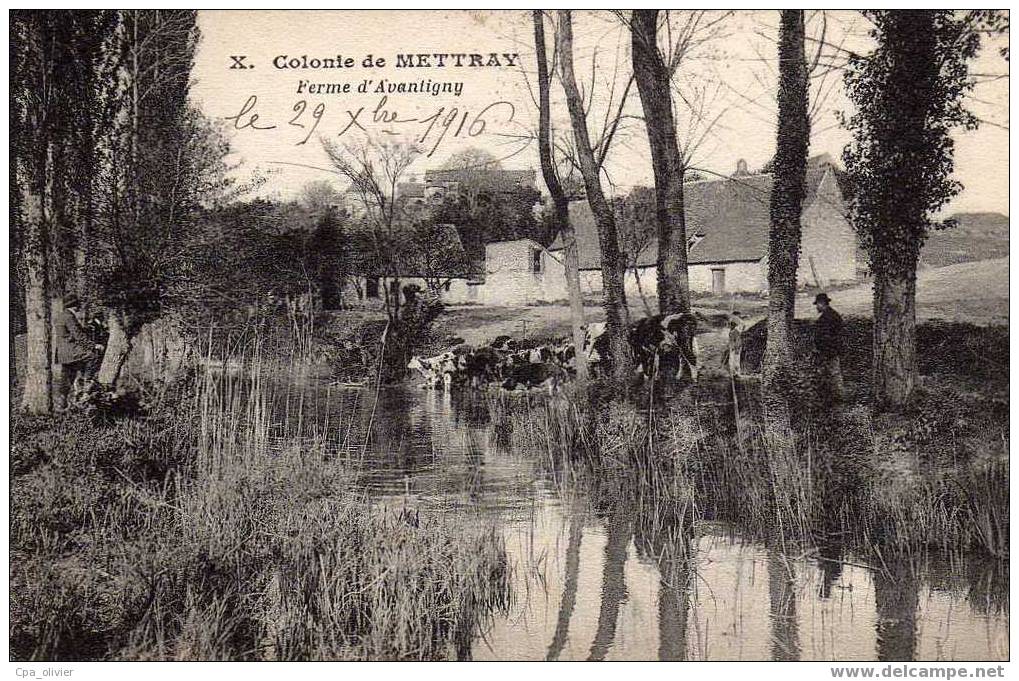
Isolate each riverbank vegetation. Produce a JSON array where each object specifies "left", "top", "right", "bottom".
[
  {"left": 10, "top": 364, "right": 509, "bottom": 661},
  {"left": 487, "top": 314, "right": 1009, "bottom": 563}
]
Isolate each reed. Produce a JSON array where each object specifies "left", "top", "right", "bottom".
[
  {"left": 487, "top": 378, "right": 1008, "bottom": 563},
  {"left": 10, "top": 343, "right": 510, "bottom": 661}
]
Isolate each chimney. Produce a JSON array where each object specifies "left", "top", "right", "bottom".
[{"left": 735, "top": 158, "right": 749, "bottom": 176}]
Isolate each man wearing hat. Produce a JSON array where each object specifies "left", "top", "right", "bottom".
[
  {"left": 813, "top": 292, "right": 845, "bottom": 402},
  {"left": 53, "top": 293, "right": 97, "bottom": 408}
]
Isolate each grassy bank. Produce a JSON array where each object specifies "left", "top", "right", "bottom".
[
  {"left": 486, "top": 317, "right": 1009, "bottom": 564},
  {"left": 10, "top": 367, "right": 509, "bottom": 661}
]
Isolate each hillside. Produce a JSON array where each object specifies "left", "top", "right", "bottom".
[{"left": 921, "top": 212, "right": 1009, "bottom": 268}]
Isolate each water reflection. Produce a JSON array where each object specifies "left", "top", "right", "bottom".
[
  {"left": 767, "top": 548, "right": 801, "bottom": 661},
  {"left": 268, "top": 384, "right": 1008, "bottom": 661},
  {"left": 874, "top": 553, "right": 920, "bottom": 662},
  {"left": 588, "top": 509, "right": 632, "bottom": 661},
  {"left": 546, "top": 515, "right": 583, "bottom": 661}
]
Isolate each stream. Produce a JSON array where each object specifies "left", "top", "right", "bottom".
[{"left": 274, "top": 383, "right": 1008, "bottom": 661}]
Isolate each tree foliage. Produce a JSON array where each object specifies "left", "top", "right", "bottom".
[
  {"left": 842, "top": 10, "right": 988, "bottom": 410},
  {"left": 842, "top": 11, "right": 981, "bottom": 274}
]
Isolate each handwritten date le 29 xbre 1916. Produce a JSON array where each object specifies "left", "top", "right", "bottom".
[{"left": 224, "top": 94, "right": 515, "bottom": 156}]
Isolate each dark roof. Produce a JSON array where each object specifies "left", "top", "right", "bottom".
[
  {"left": 549, "top": 157, "right": 842, "bottom": 269},
  {"left": 397, "top": 182, "right": 426, "bottom": 198},
  {"left": 424, "top": 168, "right": 537, "bottom": 193}
]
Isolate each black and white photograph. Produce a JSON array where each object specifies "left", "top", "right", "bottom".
[{"left": 7, "top": 7, "right": 1010, "bottom": 669}]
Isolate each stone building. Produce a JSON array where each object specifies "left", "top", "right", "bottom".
[
  {"left": 480, "top": 239, "right": 566, "bottom": 306},
  {"left": 546, "top": 154, "right": 856, "bottom": 298}
]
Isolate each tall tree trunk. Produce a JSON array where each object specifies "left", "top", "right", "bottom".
[
  {"left": 97, "top": 308, "right": 133, "bottom": 386},
  {"left": 842, "top": 11, "right": 967, "bottom": 412},
  {"left": 50, "top": 294, "right": 67, "bottom": 410},
  {"left": 631, "top": 9, "right": 692, "bottom": 318},
  {"left": 763, "top": 9, "right": 810, "bottom": 416},
  {"left": 868, "top": 13, "right": 935, "bottom": 412},
  {"left": 557, "top": 10, "right": 632, "bottom": 379},
  {"left": 873, "top": 266, "right": 916, "bottom": 410},
  {"left": 533, "top": 10, "right": 589, "bottom": 382},
  {"left": 20, "top": 180, "right": 53, "bottom": 414}
]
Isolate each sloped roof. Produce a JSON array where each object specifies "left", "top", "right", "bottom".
[
  {"left": 424, "top": 168, "right": 537, "bottom": 192},
  {"left": 549, "top": 157, "right": 842, "bottom": 269},
  {"left": 397, "top": 182, "right": 426, "bottom": 198}
]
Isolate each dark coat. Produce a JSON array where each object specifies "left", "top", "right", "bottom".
[
  {"left": 814, "top": 307, "right": 844, "bottom": 360},
  {"left": 54, "top": 308, "right": 94, "bottom": 365}
]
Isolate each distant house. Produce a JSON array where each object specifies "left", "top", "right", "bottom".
[
  {"left": 341, "top": 223, "right": 479, "bottom": 307},
  {"left": 547, "top": 154, "right": 857, "bottom": 297},
  {"left": 397, "top": 168, "right": 538, "bottom": 206},
  {"left": 423, "top": 167, "right": 537, "bottom": 199},
  {"left": 481, "top": 239, "right": 566, "bottom": 306}
]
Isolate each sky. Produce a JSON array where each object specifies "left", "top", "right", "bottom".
[{"left": 191, "top": 10, "right": 1009, "bottom": 215}]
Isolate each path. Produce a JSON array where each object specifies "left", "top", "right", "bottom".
[
  {"left": 795, "top": 257, "right": 1008, "bottom": 325},
  {"left": 439, "top": 258, "right": 1009, "bottom": 347}
]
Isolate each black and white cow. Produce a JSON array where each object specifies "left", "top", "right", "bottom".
[
  {"left": 407, "top": 351, "right": 459, "bottom": 389},
  {"left": 500, "top": 361, "right": 566, "bottom": 393},
  {"left": 629, "top": 312, "right": 700, "bottom": 382}
]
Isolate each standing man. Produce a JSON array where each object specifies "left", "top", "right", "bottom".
[
  {"left": 53, "top": 294, "right": 97, "bottom": 408},
  {"left": 813, "top": 293, "right": 845, "bottom": 403}
]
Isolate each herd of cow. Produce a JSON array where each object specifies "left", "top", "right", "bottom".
[{"left": 407, "top": 312, "right": 703, "bottom": 393}]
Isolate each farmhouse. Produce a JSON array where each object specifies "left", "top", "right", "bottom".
[
  {"left": 398, "top": 168, "right": 538, "bottom": 208},
  {"left": 341, "top": 222, "right": 481, "bottom": 307},
  {"left": 480, "top": 239, "right": 566, "bottom": 306},
  {"left": 547, "top": 155, "right": 857, "bottom": 297},
  {"left": 345, "top": 238, "right": 564, "bottom": 308}
]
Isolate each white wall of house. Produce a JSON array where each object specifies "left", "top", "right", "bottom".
[
  {"left": 575, "top": 267, "right": 659, "bottom": 300},
  {"left": 482, "top": 240, "right": 566, "bottom": 305},
  {"left": 562, "top": 259, "right": 767, "bottom": 298},
  {"left": 342, "top": 275, "right": 474, "bottom": 307},
  {"left": 798, "top": 169, "right": 857, "bottom": 287},
  {"left": 690, "top": 261, "right": 767, "bottom": 293}
]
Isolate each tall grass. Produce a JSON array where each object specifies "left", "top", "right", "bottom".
[
  {"left": 487, "top": 376, "right": 1009, "bottom": 563},
  {"left": 10, "top": 343, "right": 509, "bottom": 661}
]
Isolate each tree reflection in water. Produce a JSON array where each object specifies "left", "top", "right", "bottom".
[
  {"left": 874, "top": 551, "right": 919, "bottom": 661},
  {"left": 546, "top": 515, "right": 584, "bottom": 661},
  {"left": 768, "top": 547, "right": 801, "bottom": 661},
  {"left": 588, "top": 509, "right": 632, "bottom": 661}
]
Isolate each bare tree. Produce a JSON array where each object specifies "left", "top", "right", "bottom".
[
  {"left": 557, "top": 10, "right": 633, "bottom": 378},
  {"left": 440, "top": 147, "right": 503, "bottom": 172},
  {"left": 533, "top": 10, "right": 589, "bottom": 381},
  {"left": 322, "top": 136, "right": 421, "bottom": 322},
  {"left": 632, "top": 10, "right": 687, "bottom": 316}
]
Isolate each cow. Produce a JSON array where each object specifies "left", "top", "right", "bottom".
[
  {"left": 407, "top": 350, "right": 459, "bottom": 389},
  {"left": 628, "top": 312, "right": 700, "bottom": 382},
  {"left": 500, "top": 361, "right": 566, "bottom": 394},
  {"left": 464, "top": 346, "right": 503, "bottom": 387},
  {"left": 490, "top": 335, "right": 516, "bottom": 352}
]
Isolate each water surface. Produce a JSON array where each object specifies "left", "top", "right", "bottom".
[{"left": 274, "top": 383, "right": 1009, "bottom": 662}]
